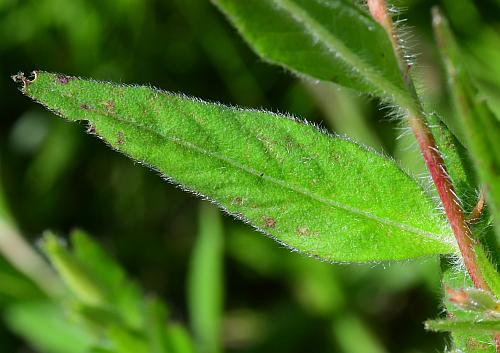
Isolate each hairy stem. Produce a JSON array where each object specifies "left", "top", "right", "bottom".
[
  {"left": 368, "top": 1, "right": 498, "bottom": 350},
  {"left": 367, "top": 0, "right": 489, "bottom": 291},
  {"left": 408, "top": 116, "right": 489, "bottom": 291}
]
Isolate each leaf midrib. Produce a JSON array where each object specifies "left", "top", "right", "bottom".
[{"left": 73, "top": 93, "right": 452, "bottom": 246}]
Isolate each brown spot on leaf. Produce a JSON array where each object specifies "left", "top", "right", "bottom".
[
  {"left": 80, "top": 104, "right": 90, "bottom": 110},
  {"left": 296, "top": 226, "right": 309, "bottom": 236},
  {"left": 263, "top": 216, "right": 276, "bottom": 228},
  {"left": 116, "top": 131, "right": 125, "bottom": 145},
  {"left": 296, "top": 226, "right": 318, "bottom": 237},
  {"left": 232, "top": 196, "right": 242, "bottom": 206},
  {"left": 466, "top": 337, "right": 489, "bottom": 350},
  {"left": 56, "top": 74, "right": 74, "bottom": 84},
  {"left": 104, "top": 100, "right": 115, "bottom": 111}
]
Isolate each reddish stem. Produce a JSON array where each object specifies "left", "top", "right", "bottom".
[
  {"left": 408, "top": 117, "right": 489, "bottom": 291},
  {"left": 368, "top": 0, "right": 489, "bottom": 293},
  {"left": 368, "top": 1, "right": 497, "bottom": 349}
]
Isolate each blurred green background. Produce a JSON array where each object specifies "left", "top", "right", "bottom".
[{"left": 1, "top": 0, "right": 500, "bottom": 352}]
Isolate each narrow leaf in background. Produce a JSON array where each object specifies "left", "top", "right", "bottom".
[
  {"left": 5, "top": 301, "right": 94, "bottom": 353},
  {"left": 17, "top": 71, "right": 455, "bottom": 262},
  {"left": 8, "top": 231, "right": 196, "bottom": 353},
  {"left": 188, "top": 203, "right": 224, "bottom": 353}
]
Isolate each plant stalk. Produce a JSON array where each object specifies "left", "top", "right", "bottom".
[
  {"left": 408, "top": 116, "right": 488, "bottom": 292},
  {"left": 367, "top": 1, "right": 499, "bottom": 350},
  {"left": 367, "top": 0, "right": 489, "bottom": 293}
]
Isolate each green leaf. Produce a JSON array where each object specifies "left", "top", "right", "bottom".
[
  {"left": 107, "top": 325, "right": 149, "bottom": 353},
  {"left": 144, "top": 298, "right": 170, "bottom": 353},
  {"left": 437, "top": 260, "right": 497, "bottom": 353},
  {"left": 475, "top": 245, "right": 500, "bottom": 298},
  {"left": 18, "top": 71, "right": 455, "bottom": 262},
  {"left": 433, "top": 8, "right": 500, "bottom": 242},
  {"left": 165, "top": 324, "right": 196, "bottom": 353},
  {"left": 33, "top": 231, "right": 196, "bottom": 353},
  {"left": 41, "top": 231, "right": 107, "bottom": 306},
  {"left": 425, "top": 319, "right": 500, "bottom": 334},
  {"left": 211, "top": 0, "right": 411, "bottom": 106},
  {"left": 188, "top": 203, "right": 224, "bottom": 353},
  {"left": 70, "top": 229, "right": 144, "bottom": 329},
  {"left": 4, "top": 300, "right": 94, "bottom": 353},
  {"left": 332, "top": 314, "right": 388, "bottom": 353}
]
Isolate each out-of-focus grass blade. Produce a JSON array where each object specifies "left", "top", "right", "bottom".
[
  {"left": 107, "top": 325, "right": 149, "bottom": 353},
  {"left": 188, "top": 203, "right": 224, "bottom": 353},
  {"left": 166, "top": 324, "right": 196, "bottom": 353},
  {"left": 70, "top": 229, "right": 143, "bottom": 329},
  {"left": 34, "top": 231, "right": 197, "bottom": 353},
  {"left": 41, "top": 232, "right": 107, "bottom": 306},
  {"left": 4, "top": 300, "right": 94, "bottom": 353},
  {"left": 332, "top": 314, "right": 388, "bottom": 353},
  {"left": 144, "top": 298, "right": 170, "bottom": 353},
  {"left": 0, "top": 161, "right": 62, "bottom": 297}
]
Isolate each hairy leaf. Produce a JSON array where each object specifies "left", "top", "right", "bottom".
[
  {"left": 425, "top": 319, "right": 500, "bottom": 334},
  {"left": 17, "top": 71, "right": 456, "bottom": 262},
  {"left": 212, "top": 0, "right": 411, "bottom": 106},
  {"left": 438, "top": 261, "right": 497, "bottom": 353},
  {"left": 475, "top": 245, "right": 500, "bottom": 297}
]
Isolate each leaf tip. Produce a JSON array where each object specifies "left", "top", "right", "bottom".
[
  {"left": 11, "top": 71, "right": 38, "bottom": 92},
  {"left": 423, "top": 320, "right": 433, "bottom": 331}
]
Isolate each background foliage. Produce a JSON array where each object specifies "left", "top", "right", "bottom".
[{"left": 1, "top": 0, "right": 500, "bottom": 352}]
